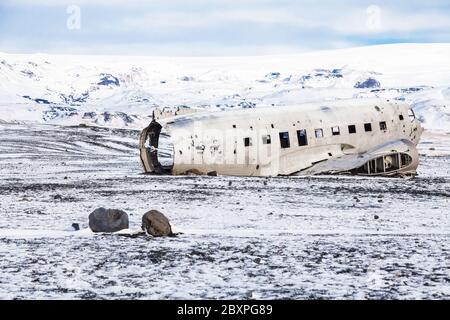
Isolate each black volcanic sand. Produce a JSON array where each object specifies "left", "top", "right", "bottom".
[{"left": 0, "top": 123, "right": 448, "bottom": 299}]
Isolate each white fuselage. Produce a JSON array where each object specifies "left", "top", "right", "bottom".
[{"left": 140, "top": 99, "right": 423, "bottom": 176}]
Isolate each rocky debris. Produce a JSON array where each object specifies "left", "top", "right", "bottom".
[
  {"left": 185, "top": 168, "right": 204, "bottom": 175},
  {"left": 179, "top": 76, "right": 194, "bottom": 81},
  {"left": 265, "top": 72, "right": 281, "bottom": 80},
  {"left": 237, "top": 101, "right": 256, "bottom": 108},
  {"left": 22, "top": 95, "right": 52, "bottom": 104},
  {"left": 60, "top": 91, "right": 89, "bottom": 105},
  {"left": 97, "top": 73, "right": 120, "bottom": 86},
  {"left": 88, "top": 207, "right": 129, "bottom": 233},
  {"left": 354, "top": 78, "right": 381, "bottom": 89},
  {"left": 42, "top": 106, "right": 78, "bottom": 121},
  {"left": 21, "top": 70, "right": 36, "bottom": 78},
  {"left": 141, "top": 210, "right": 173, "bottom": 237}
]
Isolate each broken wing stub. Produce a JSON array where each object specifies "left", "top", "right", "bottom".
[{"left": 298, "top": 139, "right": 419, "bottom": 177}]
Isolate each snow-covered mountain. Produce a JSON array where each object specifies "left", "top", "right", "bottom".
[{"left": 0, "top": 43, "right": 449, "bottom": 132}]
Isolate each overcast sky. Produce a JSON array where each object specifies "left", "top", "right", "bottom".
[{"left": 1, "top": 0, "right": 450, "bottom": 55}]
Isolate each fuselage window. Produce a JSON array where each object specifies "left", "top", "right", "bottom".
[
  {"left": 364, "top": 123, "right": 372, "bottom": 132},
  {"left": 297, "top": 129, "right": 308, "bottom": 146},
  {"left": 348, "top": 125, "right": 356, "bottom": 134},
  {"left": 244, "top": 137, "right": 252, "bottom": 147},
  {"left": 379, "top": 121, "right": 387, "bottom": 131},
  {"left": 399, "top": 114, "right": 404, "bottom": 121},
  {"left": 331, "top": 126, "right": 340, "bottom": 136},
  {"left": 262, "top": 135, "right": 271, "bottom": 144},
  {"left": 279, "top": 132, "right": 290, "bottom": 149},
  {"left": 315, "top": 129, "right": 323, "bottom": 138}
]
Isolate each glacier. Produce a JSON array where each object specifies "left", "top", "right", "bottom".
[{"left": 0, "top": 43, "right": 449, "bottom": 133}]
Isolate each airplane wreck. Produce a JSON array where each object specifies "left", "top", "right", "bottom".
[{"left": 139, "top": 99, "right": 423, "bottom": 177}]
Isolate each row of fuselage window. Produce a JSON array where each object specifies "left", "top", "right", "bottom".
[{"left": 243, "top": 120, "right": 389, "bottom": 149}]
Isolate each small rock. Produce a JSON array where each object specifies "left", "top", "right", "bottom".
[
  {"left": 207, "top": 171, "right": 217, "bottom": 176},
  {"left": 88, "top": 207, "right": 129, "bottom": 233},
  {"left": 71, "top": 223, "right": 80, "bottom": 231},
  {"left": 142, "top": 210, "right": 173, "bottom": 237},
  {"left": 228, "top": 181, "right": 232, "bottom": 186},
  {"left": 374, "top": 215, "right": 379, "bottom": 220}
]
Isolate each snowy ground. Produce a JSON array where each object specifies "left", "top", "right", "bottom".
[
  {"left": 0, "top": 123, "right": 448, "bottom": 299},
  {"left": 0, "top": 44, "right": 449, "bottom": 299}
]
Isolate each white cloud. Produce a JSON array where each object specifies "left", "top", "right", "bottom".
[
  {"left": 0, "top": 39, "right": 310, "bottom": 56},
  {"left": 2, "top": 1, "right": 450, "bottom": 55},
  {"left": 5, "top": 1, "right": 450, "bottom": 36},
  {"left": 327, "top": 7, "right": 450, "bottom": 35},
  {"left": 116, "top": 8, "right": 308, "bottom": 30},
  {"left": 1, "top": 0, "right": 251, "bottom": 6},
  {"left": 106, "top": 6, "right": 450, "bottom": 36},
  {"left": 2, "top": 0, "right": 147, "bottom": 5}
]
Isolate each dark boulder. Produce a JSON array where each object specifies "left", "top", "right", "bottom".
[
  {"left": 71, "top": 223, "right": 80, "bottom": 231},
  {"left": 142, "top": 210, "right": 173, "bottom": 237},
  {"left": 88, "top": 207, "right": 129, "bottom": 233}
]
